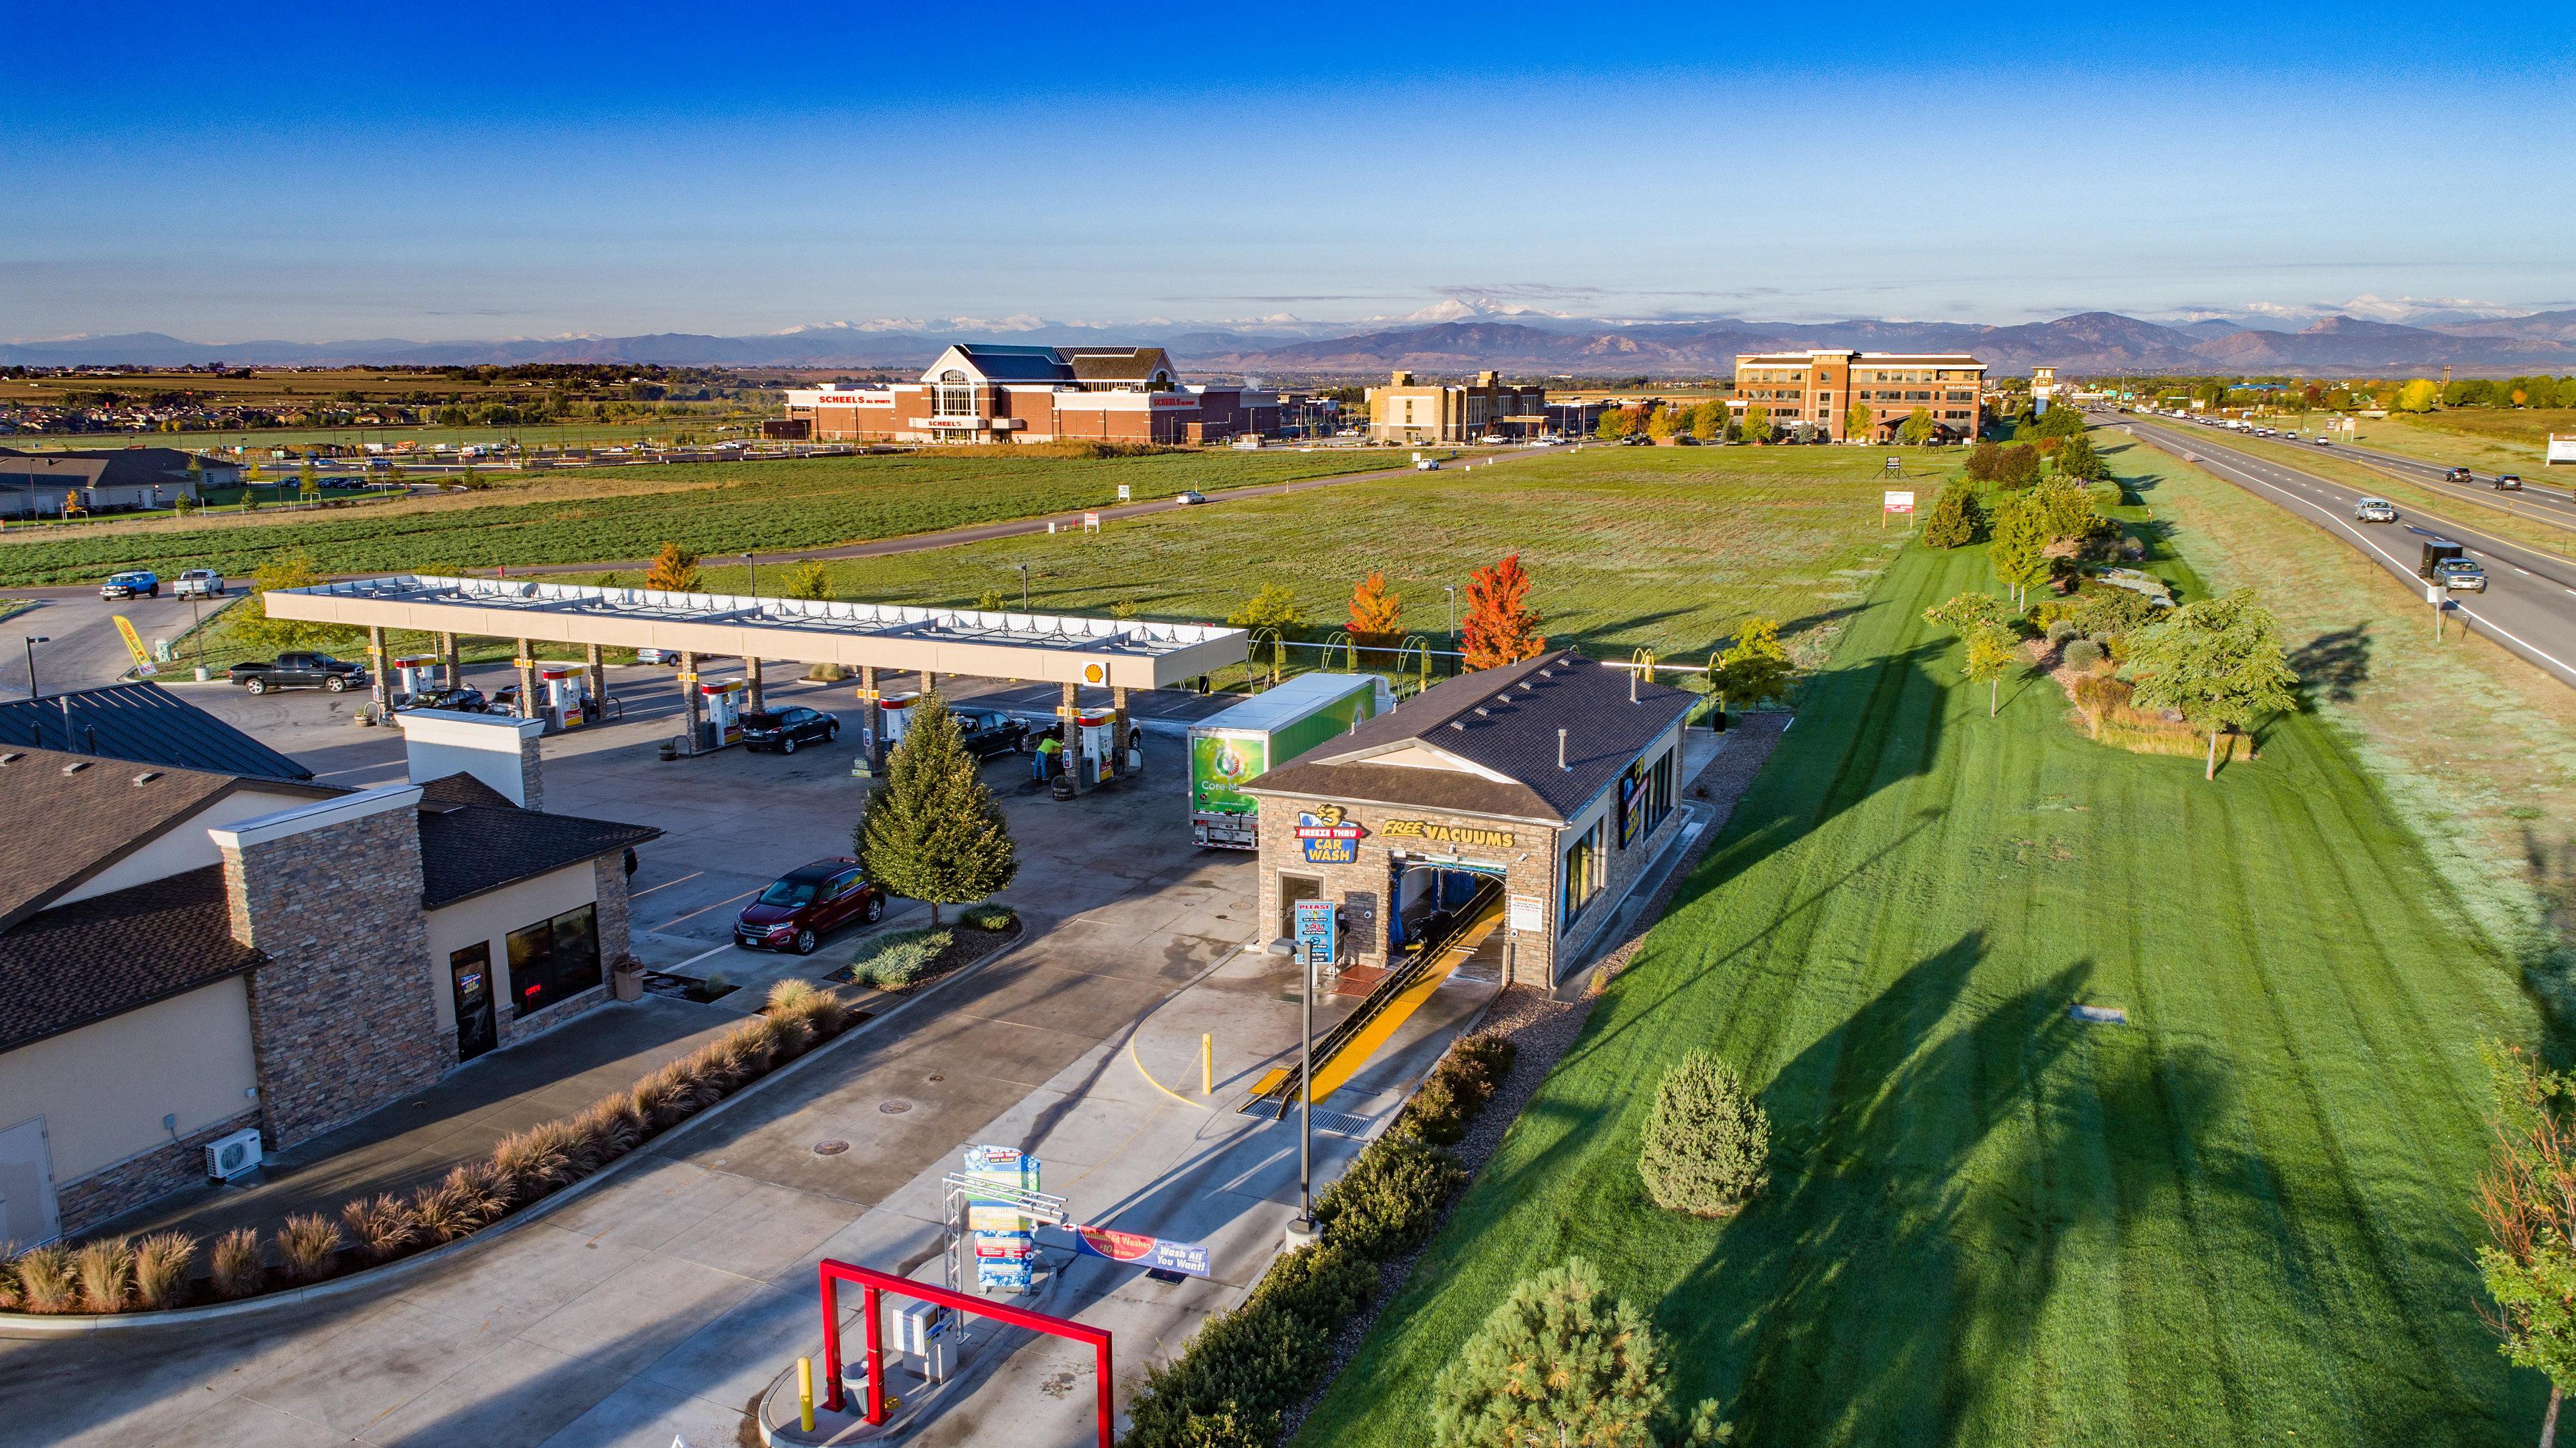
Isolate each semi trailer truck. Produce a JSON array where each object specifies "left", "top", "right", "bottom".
[{"left": 1189, "top": 672, "right": 1394, "bottom": 848}]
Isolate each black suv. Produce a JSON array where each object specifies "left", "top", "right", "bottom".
[
  {"left": 2446, "top": 466, "right": 2474, "bottom": 483},
  {"left": 954, "top": 708, "right": 1030, "bottom": 758},
  {"left": 741, "top": 706, "right": 839, "bottom": 754}
]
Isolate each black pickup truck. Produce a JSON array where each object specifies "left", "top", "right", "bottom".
[{"left": 230, "top": 652, "right": 368, "bottom": 694}]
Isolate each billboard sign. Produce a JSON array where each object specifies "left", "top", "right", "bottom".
[
  {"left": 2550, "top": 434, "right": 2576, "bottom": 465},
  {"left": 1073, "top": 1226, "right": 1211, "bottom": 1278},
  {"left": 1294, "top": 899, "right": 1337, "bottom": 968},
  {"left": 1294, "top": 806, "right": 1367, "bottom": 865}
]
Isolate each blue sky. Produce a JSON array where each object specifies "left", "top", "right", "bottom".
[{"left": 5, "top": 3, "right": 2572, "bottom": 341}]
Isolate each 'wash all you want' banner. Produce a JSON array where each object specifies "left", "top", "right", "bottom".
[{"left": 961, "top": 1145, "right": 1041, "bottom": 1293}]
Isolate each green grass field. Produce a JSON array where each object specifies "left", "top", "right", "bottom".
[
  {"left": 0, "top": 448, "right": 1398, "bottom": 587},
  {"left": 650, "top": 445, "right": 1942, "bottom": 664},
  {"left": 1297, "top": 528, "right": 2547, "bottom": 1444},
  {"left": 0, "top": 418, "right": 766, "bottom": 455}
]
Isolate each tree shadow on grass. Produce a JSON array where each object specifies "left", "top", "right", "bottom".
[{"left": 2289, "top": 623, "right": 2373, "bottom": 706}]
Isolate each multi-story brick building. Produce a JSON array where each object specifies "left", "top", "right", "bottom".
[
  {"left": 784, "top": 344, "right": 1278, "bottom": 445},
  {"left": 1729, "top": 349, "right": 1989, "bottom": 442},
  {"left": 1239, "top": 651, "right": 1694, "bottom": 990},
  {"left": 0, "top": 686, "right": 656, "bottom": 1242},
  {"left": 1365, "top": 370, "right": 1551, "bottom": 444}
]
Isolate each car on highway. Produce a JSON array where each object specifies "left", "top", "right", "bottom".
[
  {"left": 173, "top": 568, "right": 225, "bottom": 598},
  {"left": 735, "top": 857, "right": 884, "bottom": 954},
  {"left": 2495, "top": 473, "right": 2524, "bottom": 491},
  {"left": 399, "top": 686, "right": 490, "bottom": 713},
  {"left": 99, "top": 570, "right": 160, "bottom": 599},
  {"left": 2354, "top": 497, "right": 2397, "bottom": 523},
  {"left": 1175, "top": 490, "right": 1209, "bottom": 505},
  {"left": 2313, "top": 436, "right": 2332, "bottom": 445},
  {"left": 230, "top": 651, "right": 366, "bottom": 694},
  {"left": 2446, "top": 467, "right": 2474, "bottom": 484},
  {"left": 954, "top": 708, "right": 1031, "bottom": 758},
  {"left": 1415, "top": 458, "right": 1443, "bottom": 471},
  {"left": 740, "top": 706, "right": 839, "bottom": 754},
  {"left": 2434, "top": 558, "right": 2489, "bottom": 593}
]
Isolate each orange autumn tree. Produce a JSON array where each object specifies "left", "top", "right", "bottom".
[
  {"left": 1461, "top": 553, "right": 1546, "bottom": 670},
  {"left": 1348, "top": 571, "right": 1404, "bottom": 660},
  {"left": 644, "top": 541, "right": 702, "bottom": 593}
]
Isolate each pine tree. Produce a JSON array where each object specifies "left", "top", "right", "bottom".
[
  {"left": 1348, "top": 570, "right": 1403, "bottom": 655},
  {"left": 2054, "top": 430, "right": 2108, "bottom": 482},
  {"left": 1461, "top": 554, "right": 1546, "bottom": 670},
  {"left": 854, "top": 693, "right": 1017, "bottom": 926},
  {"left": 1919, "top": 485, "right": 1987, "bottom": 548},
  {"left": 645, "top": 541, "right": 701, "bottom": 592},
  {"left": 789, "top": 560, "right": 834, "bottom": 601},
  {"left": 1638, "top": 1051, "right": 1771, "bottom": 1217},
  {"left": 1431, "top": 1257, "right": 1726, "bottom": 1447}
]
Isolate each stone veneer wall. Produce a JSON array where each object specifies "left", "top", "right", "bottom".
[
  {"left": 52, "top": 1109, "right": 262, "bottom": 1236},
  {"left": 1256, "top": 798, "right": 1563, "bottom": 988},
  {"left": 592, "top": 854, "right": 634, "bottom": 966},
  {"left": 223, "top": 805, "right": 447, "bottom": 1149}
]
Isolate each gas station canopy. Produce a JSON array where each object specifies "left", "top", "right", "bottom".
[{"left": 263, "top": 575, "right": 1248, "bottom": 690}]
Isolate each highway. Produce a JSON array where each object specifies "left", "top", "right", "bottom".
[
  {"left": 2269, "top": 429, "right": 2576, "bottom": 530},
  {"left": 2112, "top": 414, "right": 2576, "bottom": 690}
]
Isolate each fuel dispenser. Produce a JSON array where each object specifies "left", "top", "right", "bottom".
[
  {"left": 391, "top": 655, "right": 441, "bottom": 701},
  {"left": 877, "top": 691, "right": 919, "bottom": 754},
  {"left": 540, "top": 665, "right": 589, "bottom": 730},
  {"left": 698, "top": 679, "right": 746, "bottom": 750},
  {"left": 1073, "top": 709, "right": 1117, "bottom": 786}
]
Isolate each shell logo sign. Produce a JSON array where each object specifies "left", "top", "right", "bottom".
[{"left": 1083, "top": 663, "right": 1106, "bottom": 684}]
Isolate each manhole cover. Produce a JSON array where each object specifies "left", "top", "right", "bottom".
[
  {"left": 811, "top": 1140, "right": 849, "bottom": 1156},
  {"left": 879, "top": 1099, "right": 913, "bottom": 1114}
]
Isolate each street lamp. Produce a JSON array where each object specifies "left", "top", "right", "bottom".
[
  {"left": 743, "top": 552, "right": 758, "bottom": 598},
  {"left": 1017, "top": 563, "right": 1030, "bottom": 610},
  {"left": 1444, "top": 583, "right": 1461, "bottom": 659},
  {"left": 1268, "top": 934, "right": 1318, "bottom": 1243}
]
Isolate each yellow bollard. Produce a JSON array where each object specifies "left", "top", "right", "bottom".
[
  {"left": 797, "top": 1356, "right": 816, "bottom": 1432},
  {"left": 1202, "top": 1033, "right": 1214, "bottom": 1096}
]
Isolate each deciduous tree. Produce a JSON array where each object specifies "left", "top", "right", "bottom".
[
  {"left": 1986, "top": 497, "right": 2053, "bottom": 607},
  {"left": 2396, "top": 378, "right": 2441, "bottom": 413},
  {"left": 855, "top": 693, "right": 1017, "bottom": 928},
  {"left": 2477, "top": 1041, "right": 2576, "bottom": 1448},
  {"left": 239, "top": 553, "right": 358, "bottom": 654},
  {"left": 2123, "top": 589, "right": 2299, "bottom": 779},
  {"left": 1347, "top": 570, "right": 1403, "bottom": 652},
  {"left": 1966, "top": 626, "right": 2016, "bottom": 717},
  {"left": 1226, "top": 583, "right": 1307, "bottom": 635},
  {"left": 1714, "top": 617, "right": 1792, "bottom": 717},
  {"left": 645, "top": 541, "right": 702, "bottom": 592},
  {"left": 1845, "top": 402, "right": 1874, "bottom": 440},
  {"left": 1461, "top": 554, "right": 1546, "bottom": 670},
  {"left": 1740, "top": 405, "right": 1772, "bottom": 444},
  {"left": 1688, "top": 399, "right": 1727, "bottom": 442},
  {"left": 1897, "top": 407, "right": 1936, "bottom": 445}
]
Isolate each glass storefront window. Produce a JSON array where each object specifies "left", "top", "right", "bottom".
[
  {"left": 507, "top": 903, "right": 600, "bottom": 1018},
  {"left": 1561, "top": 818, "right": 1606, "bottom": 930}
]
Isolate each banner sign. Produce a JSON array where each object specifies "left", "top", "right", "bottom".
[
  {"left": 112, "top": 615, "right": 157, "bottom": 676},
  {"left": 1073, "top": 1225, "right": 1211, "bottom": 1278},
  {"left": 1294, "top": 805, "right": 1367, "bottom": 864},
  {"left": 961, "top": 1145, "right": 1041, "bottom": 1292},
  {"left": 1294, "top": 899, "right": 1337, "bottom": 967},
  {"left": 1883, "top": 490, "right": 1916, "bottom": 514},
  {"left": 1380, "top": 818, "right": 1513, "bottom": 848}
]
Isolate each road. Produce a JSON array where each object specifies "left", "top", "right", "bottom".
[
  {"left": 2115, "top": 415, "right": 2576, "bottom": 689},
  {"left": 0, "top": 591, "right": 223, "bottom": 701},
  {"left": 2220, "top": 424, "right": 2576, "bottom": 531}
]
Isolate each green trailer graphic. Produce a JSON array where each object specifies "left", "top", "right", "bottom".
[{"left": 1189, "top": 673, "right": 1391, "bottom": 848}]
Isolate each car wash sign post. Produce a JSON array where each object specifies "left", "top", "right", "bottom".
[
  {"left": 961, "top": 1145, "right": 1042, "bottom": 1293},
  {"left": 1294, "top": 898, "right": 1337, "bottom": 970},
  {"left": 1072, "top": 1225, "right": 1211, "bottom": 1278}
]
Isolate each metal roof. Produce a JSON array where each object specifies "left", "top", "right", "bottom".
[
  {"left": 0, "top": 682, "right": 314, "bottom": 781},
  {"left": 1193, "top": 672, "right": 1381, "bottom": 734},
  {"left": 262, "top": 576, "right": 1248, "bottom": 691}
]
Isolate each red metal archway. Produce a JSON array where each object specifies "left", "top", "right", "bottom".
[{"left": 816, "top": 1258, "right": 1115, "bottom": 1447}]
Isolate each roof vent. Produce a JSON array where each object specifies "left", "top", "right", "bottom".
[
  {"left": 1517, "top": 681, "right": 1533, "bottom": 691},
  {"left": 0, "top": 752, "right": 19, "bottom": 765},
  {"left": 132, "top": 770, "right": 162, "bottom": 786},
  {"left": 1449, "top": 719, "right": 1467, "bottom": 732},
  {"left": 1473, "top": 706, "right": 1489, "bottom": 717},
  {"left": 62, "top": 759, "right": 92, "bottom": 774},
  {"left": 1537, "top": 669, "right": 1554, "bottom": 679}
]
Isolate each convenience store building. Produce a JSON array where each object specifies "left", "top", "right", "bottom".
[{"left": 1239, "top": 651, "right": 1694, "bottom": 986}]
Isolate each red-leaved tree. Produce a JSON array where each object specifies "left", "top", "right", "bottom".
[{"left": 1462, "top": 554, "right": 1546, "bottom": 671}]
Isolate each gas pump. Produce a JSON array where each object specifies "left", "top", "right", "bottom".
[
  {"left": 876, "top": 691, "right": 919, "bottom": 760},
  {"left": 699, "top": 679, "right": 746, "bottom": 750},
  {"left": 391, "top": 654, "right": 440, "bottom": 703},
  {"left": 1073, "top": 709, "right": 1116, "bottom": 785},
  {"left": 540, "top": 665, "right": 588, "bottom": 730}
]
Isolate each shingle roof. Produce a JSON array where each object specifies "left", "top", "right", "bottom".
[
  {"left": 0, "top": 683, "right": 314, "bottom": 781},
  {"left": 1064, "top": 348, "right": 1172, "bottom": 382},
  {"left": 414, "top": 772, "right": 660, "bottom": 908},
  {"left": 0, "top": 749, "right": 258, "bottom": 930},
  {"left": 0, "top": 865, "right": 263, "bottom": 1052},
  {"left": 1241, "top": 651, "right": 1694, "bottom": 825}
]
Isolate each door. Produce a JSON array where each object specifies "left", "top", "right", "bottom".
[
  {"left": 451, "top": 943, "right": 499, "bottom": 1061},
  {"left": 1279, "top": 873, "right": 1322, "bottom": 945},
  {"left": 0, "top": 1116, "right": 59, "bottom": 1246},
  {"left": 821, "top": 870, "right": 867, "bottom": 928}
]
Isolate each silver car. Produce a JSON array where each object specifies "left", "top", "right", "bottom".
[{"left": 2354, "top": 497, "right": 2396, "bottom": 523}]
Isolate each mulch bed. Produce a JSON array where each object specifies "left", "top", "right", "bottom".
[
  {"left": 1277, "top": 716, "right": 1790, "bottom": 1439},
  {"left": 837, "top": 916, "right": 1023, "bottom": 995}
]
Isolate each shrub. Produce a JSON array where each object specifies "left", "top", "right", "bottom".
[
  {"left": 1432, "top": 1256, "right": 1725, "bottom": 1448},
  {"left": 492, "top": 1126, "right": 572, "bottom": 1199},
  {"left": 630, "top": 1065, "right": 696, "bottom": 1129},
  {"left": 1404, "top": 1053, "right": 1496, "bottom": 1147},
  {"left": 1637, "top": 1051, "right": 1772, "bottom": 1218},
  {"left": 1247, "top": 1240, "right": 1377, "bottom": 1330},
  {"left": 1123, "top": 1297, "right": 1318, "bottom": 1448},
  {"left": 1963, "top": 439, "right": 2004, "bottom": 482},
  {"left": 14, "top": 1244, "right": 78, "bottom": 1313},
  {"left": 72, "top": 1238, "right": 134, "bottom": 1313},
  {"left": 2046, "top": 618, "right": 2082, "bottom": 644},
  {"left": 958, "top": 902, "right": 1018, "bottom": 931},
  {"left": 0, "top": 1243, "right": 17, "bottom": 1311},
  {"left": 1918, "top": 485, "right": 1987, "bottom": 549},
  {"left": 343, "top": 1195, "right": 419, "bottom": 1263},
  {"left": 209, "top": 1228, "right": 263, "bottom": 1299},
  {"left": 1453, "top": 1032, "right": 1517, "bottom": 1082},
  {"left": 576, "top": 1096, "right": 648, "bottom": 1165},
  {"left": 445, "top": 1162, "right": 510, "bottom": 1229},
  {"left": 132, "top": 1233, "right": 197, "bottom": 1308},
  {"left": 277, "top": 1214, "right": 343, "bottom": 1283},
  {"left": 2062, "top": 638, "right": 2104, "bottom": 673},
  {"left": 769, "top": 977, "right": 854, "bottom": 1040},
  {"left": 851, "top": 927, "right": 952, "bottom": 989},
  {"left": 1314, "top": 1132, "right": 1465, "bottom": 1258}
]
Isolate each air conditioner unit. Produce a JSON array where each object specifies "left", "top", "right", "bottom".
[{"left": 205, "top": 1127, "right": 264, "bottom": 1181}]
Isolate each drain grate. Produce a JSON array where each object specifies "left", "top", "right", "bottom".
[
  {"left": 878, "top": 1099, "right": 914, "bottom": 1114},
  {"left": 812, "top": 1140, "right": 849, "bottom": 1156}
]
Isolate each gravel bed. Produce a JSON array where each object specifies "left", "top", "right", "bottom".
[{"left": 1275, "top": 715, "right": 1790, "bottom": 1440}]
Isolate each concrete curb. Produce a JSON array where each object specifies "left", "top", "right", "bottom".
[{"left": 0, "top": 922, "right": 1036, "bottom": 1339}]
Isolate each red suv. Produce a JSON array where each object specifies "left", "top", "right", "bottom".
[{"left": 735, "top": 857, "right": 885, "bottom": 954}]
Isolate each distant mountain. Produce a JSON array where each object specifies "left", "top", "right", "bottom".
[{"left": 11, "top": 310, "right": 2576, "bottom": 376}]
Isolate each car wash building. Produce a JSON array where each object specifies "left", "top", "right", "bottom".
[{"left": 1239, "top": 650, "right": 1694, "bottom": 988}]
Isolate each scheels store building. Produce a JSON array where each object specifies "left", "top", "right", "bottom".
[{"left": 1240, "top": 650, "right": 1694, "bottom": 986}]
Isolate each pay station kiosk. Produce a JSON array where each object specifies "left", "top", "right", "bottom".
[{"left": 697, "top": 679, "right": 746, "bottom": 750}]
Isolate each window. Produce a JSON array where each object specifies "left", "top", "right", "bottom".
[
  {"left": 507, "top": 903, "right": 600, "bottom": 1017},
  {"left": 935, "top": 369, "right": 976, "bottom": 417},
  {"left": 1561, "top": 817, "right": 1606, "bottom": 930}
]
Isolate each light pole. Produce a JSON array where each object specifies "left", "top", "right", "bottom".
[
  {"left": 1268, "top": 933, "right": 1318, "bottom": 1242},
  {"left": 743, "top": 552, "right": 758, "bottom": 598},
  {"left": 1018, "top": 563, "right": 1030, "bottom": 610},
  {"left": 1444, "top": 583, "right": 1460, "bottom": 663}
]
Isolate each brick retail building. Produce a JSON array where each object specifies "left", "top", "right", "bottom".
[
  {"left": 1239, "top": 651, "right": 1694, "bottom": 988},
  {"left": 1729, "top": 349, "right": 1989, "bottom": 442},
  {"left": 0, "top": 686, "right": 656, "bottom": 1243},
  {"left": 784, "top": 343, "right": 1278, "bottom": 445}
]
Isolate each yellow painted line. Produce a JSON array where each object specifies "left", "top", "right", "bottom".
[
  {"left": 1251, "top": 1066, "right": 1289, "bottom": 1096},
  {"left": 1307, "top": 910, "right": 1502, "bottom": 1100},
  {"left": 1127, "top": 1034, "right": 1213, "bottom": 1111}
]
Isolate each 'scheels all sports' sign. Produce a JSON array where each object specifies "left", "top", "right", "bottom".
[
  {"left": 1382, "top": 818, "right": 1515, "bottom": 849},
  {"left": 1294, "top": 805, "right": 1367, "bottom": 864}
]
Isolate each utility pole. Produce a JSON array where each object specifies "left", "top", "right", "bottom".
[
  {"left": 743, "top": 552, "right": 758, "bottom": 598},
  {"left": 1018, "top": 563, "right": 1030, "bottom": 610}
]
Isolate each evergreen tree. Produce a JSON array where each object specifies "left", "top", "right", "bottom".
[
  {"left": 1986, "top": 496, "right": 2052, "bottom": 607},
  {"left": 645, "top": 540, "right": 702, "bottom": 592},
  {"left": 1637, "top": 1051, "right": 1771, "bottom": 1217},
  {"left": 854, "top": 693, "right": 1017, "bottom": 926},
  {"left": 2477, "top": 1041, "right": 2576, "bottom": 1448},
  {"left": 1461, "top": 554, "right": 1546, "bottom": 670},
  {"left": 789, "top": 560, "right": 834, "bottom": 601},
  {"left": 1431, "top": 1258, "right": 1726, "bottom": 1448},
  {"left": 2054, "top": 431, "right": 2109, "bottom": 482},
  {"left": 1919, "top": 485, "right": 1987, "bottom": 548},
  {"left": 1714, "top": 618, "right": 1793, "bottom": 717}
]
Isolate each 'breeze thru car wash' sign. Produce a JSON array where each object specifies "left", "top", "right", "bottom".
[{"left": 1294, "top": 805, "right": 1367, "bottom": 864}]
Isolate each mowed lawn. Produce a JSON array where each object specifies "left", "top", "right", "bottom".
[
  {"left": 0, "top": 447, "right": 1397, "bottom": 586},
  {"left": 1297, "top": 538, "right": 2544, "bottom": 1445},
  {"left": 725, "top": 446, "right": 1931, "bottom": 661}
]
